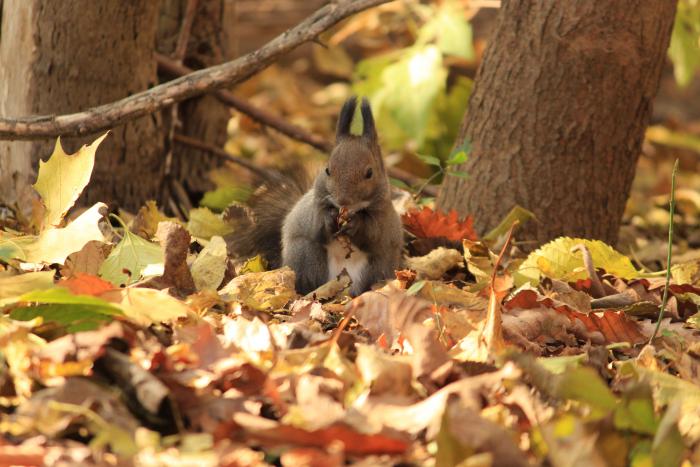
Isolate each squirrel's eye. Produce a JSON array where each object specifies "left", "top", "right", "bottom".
[
  {"left": 325, "top": 167, "right": 330, "bottom": 176},
  {"left": 365, "top": 168, "right": 373, "bottom": 179}
]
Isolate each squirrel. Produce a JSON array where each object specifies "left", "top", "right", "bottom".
[{"left": 226, "top": 96, "right": 403, "bottom": 296}]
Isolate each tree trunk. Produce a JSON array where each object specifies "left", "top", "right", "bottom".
[
  {"left": 0, "top": 0, "right": 163, "bottom": 212},
  {"left": 437, "top": 0, "right": 677, "bottom": 246},
  {"left": 157, "top": 0, "right": 235, "bottom": 199}
]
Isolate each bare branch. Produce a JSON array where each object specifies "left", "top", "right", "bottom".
[
  {"left": 0, "top": 0, "right": 392, "bottom": 140},
  {"left": 156, "top": 54, "right": 332, "bottom": 152}
]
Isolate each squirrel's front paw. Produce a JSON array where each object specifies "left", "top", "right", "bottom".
[
  {"left": 337, "top": 213, "right": 360, "bottom": 237},
  {"left": 323, "top": 208, "right": 339, "bottom": 236}
]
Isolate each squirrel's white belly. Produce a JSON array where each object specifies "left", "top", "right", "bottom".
[{"left": 326, "top": 238, "right": 368, "bottom": 287}]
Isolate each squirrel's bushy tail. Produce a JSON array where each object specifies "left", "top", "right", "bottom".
[{"left": 224, "top": 166, "right": 311, "bottom": 268}]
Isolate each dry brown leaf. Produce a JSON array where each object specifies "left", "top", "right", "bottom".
[{"left": 505, "top": 289, "right": 646, "bottom": 344}]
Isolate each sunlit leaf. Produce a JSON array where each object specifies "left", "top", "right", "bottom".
[
  {"left": 33, "top": 133, "right": 108, "bottom": 228},
  {"left": 515, "top": 237, "right": 641, "bottom": 286},
  {"left": 99, "top": 224, "right": 164, "bottom": 287},
  {"left": 191, "top": 236, "right": 228, "bottom": 291},
  {"left": 187, "top": 207, "right": 234, "bottom": 241},
  {"left": 0, "top": 271, "right": 55, "bottom": 305},
  {"left": 402, "top": 206, "right": 477, "bottom": 242},
  {"left": 23, "top": 203, "right": 108, "bottom": 265}
]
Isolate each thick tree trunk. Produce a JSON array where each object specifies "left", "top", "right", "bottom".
[
  {"left": 0, "top": 0, "right": 163, "bottom": 212},
  {"left": 437, "top": 0, "right": 677, "bottom": 246}
]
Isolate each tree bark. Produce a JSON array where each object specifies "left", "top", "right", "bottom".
[
  {"left": 157, "top": 0, "right": 231, "bottom": 197},
  {"left": 437, "top": 0, "right": 678, "bottom": 246},
  {"left": 0, "top": 0, "right": 163, "bottom": 212}
]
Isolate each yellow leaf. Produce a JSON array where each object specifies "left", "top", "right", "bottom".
[
  {"left": 0, "top": 270, "right": 55, "bottom": 306},
  {"left": 33, "top": 133, "right": 108, "bottom": 228},
  {"left": 187, "top": 207, "right": 233, "bottom": 241},
  {"left": 24, "top": 203, "right": 108, "bottom": 264},
  {"left": 515, "top": 237, "right": 640, "bottom": 287},
  {"left": 239, "top": 254, "right": 267, "bottom": 274},
  {"left": 191, "top": 235, "right": 228, "bottom": 291},
  {"left": 100, "top": 288, "right": 192, "bottom": 326}
]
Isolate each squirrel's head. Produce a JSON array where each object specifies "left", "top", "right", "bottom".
[{"left": 323, "top": 96, "right": 388, "bottom": 213}]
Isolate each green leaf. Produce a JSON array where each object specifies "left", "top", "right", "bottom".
[
  {"left": 515, "top": 237, "right": 640, "bottom": 287},
  {"left": 614, "top": 396, "right": 658, "bottom": 435},
  {"left": 200, "top": 186, "right": 252, "bottom": 212},
  {"left": 376, "top": 45, "right": 447, "bottom": 147},
  {"left": 389, "top": 177, "right": 412, "bottom": 191},
  {"left": 419, "top": 2, "right": 474, "bottom": 60},
  {"left": 555, "top": 366, "right": 618, "bottom": 413},
  {"left": 99, "top": 225, "right": 164, "bottom": 287},
  {"left": 187, "top": 207, "right": 234, "bottom": 241},
  {"left": 652, "top": 402, "right": 685, "bottom": 467},
  {"left": 407, "top": 280, "right": 427, "bottom": 295},
  {"left": 446, "top": 170, "right": 469, "bottom": 179},
  {"left": 33, "top": 133, "right": 108, "bottom": 228},
  {"left": 536, "top": 354, "right": 587, "bottom": 374},
  {"left": 11, "top": 304, "right": 115, "bottom": 331},
  {"left": 18, "top": 288, "right": 121, "bottom": 312},
  {"left": 446, "top": 150, "right": 468, "bottom": 166},
  {"left": 668, "top": 0, "right": 700, "bottom": 87},
  {"left": 483, "top": 205, "right": 536, "bottom": 243},
  {"left": 11, "top": 288, "right": 122, "bottom": 331},
  {"left": 416, "top": 153, "right": 443, "bottom": 168}
]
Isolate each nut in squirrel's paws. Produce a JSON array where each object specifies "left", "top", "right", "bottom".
[{"left": 336, "top": 207, "right": 354, "bottom": 259}]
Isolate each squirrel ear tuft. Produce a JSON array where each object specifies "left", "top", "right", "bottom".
[
  {"left": 336, "top": 96, "right": 357, "bottom": 142},
  {"left": 360, "top": 97, "right": 377, "bottom": 142}
]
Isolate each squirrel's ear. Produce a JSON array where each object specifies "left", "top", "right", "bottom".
[
  {"left": 360, "top": 97, "right": 377, "bottom": 142},
  {"left": 336, "top": 96, "right": 357, "bottom": 142}
]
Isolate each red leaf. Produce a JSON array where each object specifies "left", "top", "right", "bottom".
[
  {"left": 60, "top": 273, "right": 114, "bottom": 296},
  {"left": 245, "top": 422, "right": 409, "bottom": 455},
  {"left": 505, "top": 289, "right": 646, "bottom": 344},
  {"left": 401, "top": 207, "right": 477, "bottom": 242}
]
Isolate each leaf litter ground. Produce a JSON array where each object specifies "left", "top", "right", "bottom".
[{"left": 1, "top": 135, "right": 700, "bottom": 466}]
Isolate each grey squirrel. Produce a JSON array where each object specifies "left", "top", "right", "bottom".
[{"left": 226, "top": 96, "right": 403, "bottom": 295}]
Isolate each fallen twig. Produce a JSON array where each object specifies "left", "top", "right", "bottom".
[{"left": 0, "top": 0, "right": 392, "bottom": 140}]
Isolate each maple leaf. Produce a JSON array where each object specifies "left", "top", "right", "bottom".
[
  {"left": 33, "top": 133, "right": 108, "bottom": 228},
  {"left": 402, "top": 207, "right": 477, "bottom": 241}
]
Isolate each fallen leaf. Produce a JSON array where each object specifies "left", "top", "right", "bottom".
[
  {"left": 406, "top": 247, "right": 463, "bottom": 280},
  {"left": 515, "top": 237, "right": 641, "bottom": 287},
  {"left": 99, "top": 287, "right": 192, "bottom": 325},
  {"left": 234, "top": 413, "right": 409, "bottom": 456},
  {"left": 505, "top": 289, "right": 646, "bottom": 344},
  {"left": 99, "top": 221, "right": 164, "bottom": 287},
  {"left": 0, "top": 271, "right": 55, "bottom": 305},
  {"left": 130, "top": 200, "right": 176, "bottom": 239},
  {"left": 402, "top": 207, "right": 477, "bottom": 242},
  {"left": 191, "top": 236, "right": 228, "bottom": 291},
  {"left": 24, "top": 203, "right": 108, "bottom": 265},
  {"left": 33, "top": 133, "right": 108, "bottom": 228},
  {"left": 60, "top": 273, "right": 114, "bottom": 296},
  {"left": 219, "top": 267, "right": 297, "bottom": 311},
  {"left": 60, "top": 240, "right": 112, "bottom": 277},
  {"left": 187, "top": 207, "right": 234, "bottom": 241}
]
